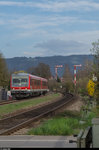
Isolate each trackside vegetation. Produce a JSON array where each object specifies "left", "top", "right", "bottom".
[
  {"left": 28, "top": 109, "right": 98, "bottom": 136},
  {"left": 0, "top": 93, "right": 61, "bottom": 119}
]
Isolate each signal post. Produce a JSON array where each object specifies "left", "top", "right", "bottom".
[{"left": 74, "top": 64, "right": 82, "bottom": 92}]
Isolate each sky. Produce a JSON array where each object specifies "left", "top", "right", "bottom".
[{"left": 0, "top": 0, "right": 99, "bottom": 58}]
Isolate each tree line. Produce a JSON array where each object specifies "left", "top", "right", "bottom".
[{"left": 0, "top": 39, "right": 99, "bottom": 101}]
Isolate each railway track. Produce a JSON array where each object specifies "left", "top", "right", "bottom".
[
  {"left": 0, "top": 95, "right": 43, "bottom": 106},
  {"left": 0, "top": 100, "right": 18, "bottom": 106},
  {"left": 0, "top": 93, "right": 74, "bottom": 135}
]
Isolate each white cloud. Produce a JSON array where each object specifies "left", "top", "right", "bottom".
[
  {"left": 0, "top": 0, "right": 99, "bottom": 12},
  {"left": 22, "top": 29, "right": 99, "bottom": 57},
  {"left": 1, "top": 12, "right": 99, "bottom": 32},
  {"left": 34, "top": 39, "right": 89, "bottom": 53},
  {"left": 0, "top": 1, "right": 99, "bottom": 58}
]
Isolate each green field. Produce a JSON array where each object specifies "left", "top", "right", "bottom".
[{"left": 0, "top": 93, "right": 61, "bottom": 119}]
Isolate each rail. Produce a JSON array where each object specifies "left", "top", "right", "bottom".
[
  {"left": 0, "top": 100, "right": 17, "bottom": 105},
  {"left": 0, "top": 94, "right": 45, "bottom": 106},
  {"left": 0, "top": 93, "right": 74, "bottom": 135}
]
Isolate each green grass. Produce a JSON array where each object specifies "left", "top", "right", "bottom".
[
  {"left": 28, "top": 110, "right": 97, "bottom": 136},
  {"left": 0, "top": 93, "right": 60, "bottom": 119},
  {"left": 28, "top": 111, "right": 81, "bottom": 136},
  {"left": 28, "top": 117, "right": 80, "bottom": 136}
]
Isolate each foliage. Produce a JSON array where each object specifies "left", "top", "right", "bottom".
[
  {"left": 63, "top": 64, "right": 72, "bottom": 81},
  {"left": 78, "top": 88, "right": 87, "bottom": 96},
  {"left": 90, "top": 40, "right": 99, "bottom": 101},
  {"left": 28, "top": 110, "right": 96, "bottom": 136},
  {"left": 0, "top": 53, "right": 9, "bottom": 88},
  {"left": 77, "top": 59, "right": 93, "bottom": 79},
  {"left": 87, "top": 79, "right": 95, "bottom": 97},
  {"left": 94, "top": 74, "right": 99, "bottom": 103},
  {"left": 62, "top": 81, "right": 74, "bottom": 93},
  {"left": 90, "top": 39, "right": 99, "bottom": 72},
  {"left": 28, "top": 63, "right": 51, "bottom": 79},
  {"left": 48, "top": 78, "right": 63, "bottom": 92},
  {"left": 28, "top": 117, "right": 80, "bottom": 136},
  {"left": 48, "top": 79, "right": 57, "bottom": 91},
  {"left": 76, "top": 59, "right": 94, "bottom": 95},
  {"left": 62, "top": 64, "right": 74, "bottom": 93},
  {"left": 77, "top": 78, "right": 89, "bottom": 94}
]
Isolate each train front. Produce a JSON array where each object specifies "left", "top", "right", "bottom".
[{"left": 10, "top": 73, "right": 30, "bottom": 99}]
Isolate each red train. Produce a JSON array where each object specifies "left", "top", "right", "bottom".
[{"left": 10, "top": 73, "right": 49, "bottom": 99}]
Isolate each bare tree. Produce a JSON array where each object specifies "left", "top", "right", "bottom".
[
  {"left": 62, "top": 64, "right": 73, "bottom": 93},
  {"left": 28, "top": 63, "right": 51, "bottom": 79},
  {"left": 0, "top": 53, "right": 9, "bottom": 88},
  {"left": 77, "top": 59, "right": 93, "bottom": 79},
  {"left": 63, "top": 64, "right": 73, "bottom": 82},
  {"left": 90, "top": 40, "right": 99, "bottom": 102}
]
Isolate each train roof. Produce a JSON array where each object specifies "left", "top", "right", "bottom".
[{"left": 12, "top": 73, "right": 48, "bottom": 82}]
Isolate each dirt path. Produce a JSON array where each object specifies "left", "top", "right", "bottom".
[{"left": 66, "top": 95, "right": 84, "bottom": 111}]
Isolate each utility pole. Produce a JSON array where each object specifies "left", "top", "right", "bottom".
[
  {"left": 55, "top": 65, "right": 63, "bottom": 80},
  {"left": 74, "top": 64, "right": 82, "bottom": 91}
]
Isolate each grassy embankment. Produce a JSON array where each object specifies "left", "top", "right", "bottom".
[
  {"left": 28, "top": 106, "right": 99, "bottom": 136},
  {"left": 0, "top": 93, "right": 61, "bottom": 119}
]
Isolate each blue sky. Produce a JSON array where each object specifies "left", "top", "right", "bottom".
[{"left": 0, "top": 0, "right": 99, "bottom": 58}]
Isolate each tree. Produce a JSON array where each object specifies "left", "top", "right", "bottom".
[
  {"left": 0, "top": 53, "right": 9, "bottom": 88},
  {"left": 62, "top": 64, "right": 73, "bottom": 93},
  {"left": 27, "top": 66, "right": 35, "bottom": 75},
  {"left": 76, "top": 59, "right": 94, "bottom": 95},
  {"left": 77, "top": 59, "right": 93, "bottom": 79},
  {"left": 90, "top": 39, "right": 99, "bottom": 73},
  {"left": 63, "top": 64, "right": 72, "bottom": 82},
  {"left": 90, "top": 39, "right": 99, "bottom": 102},
  {"left": 48, "top": 79, "right": 57, "bottom": 91},
  {"left": 33, "top": 63, "right": 51, "bottom": 79}
]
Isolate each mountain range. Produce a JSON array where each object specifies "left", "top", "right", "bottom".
[{"left": 6, "top": 55, "right": 94, "bottom": 77}]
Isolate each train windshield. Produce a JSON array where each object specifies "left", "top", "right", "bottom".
[{"left": 12, "top": 76, "right": 28, "bottom": 87}]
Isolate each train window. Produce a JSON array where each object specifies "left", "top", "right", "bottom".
[
  {"left": 21, "top": 79, "right": 28, "bottom": 83},
  {"left": 37, "top": 80, "right": 40, "bottom": 86},
  {"left": 34, "top": 80, "right": 39, "bottom": 86},
  {"left": 33, "top": 79, "right": 40, "bottom": 86},
  {"left": 42, "top": 81, "right": 47, "bottom": 86},
  {"left": 34, "top": 80, "right": 36, "bottom": 86},
  {"left": 12, "top": 77, "right": 28, "bottom": 87},
  {"left": 21, "top": 78, "right": 28, "bottom": 87},
  {"left": 13, "top": 79, "right": 20, "bottom": 84}
]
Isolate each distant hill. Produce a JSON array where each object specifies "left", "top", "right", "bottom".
[{"left": 6, "top": 55, "right": 94, "bottom": 77}]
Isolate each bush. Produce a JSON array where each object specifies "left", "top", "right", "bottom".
[
  {"left": 62, "top": 82, "right": 74, "bottom": 93},
  {"left": 78, "top": 88, "right": 88, "bottom": 96}
]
